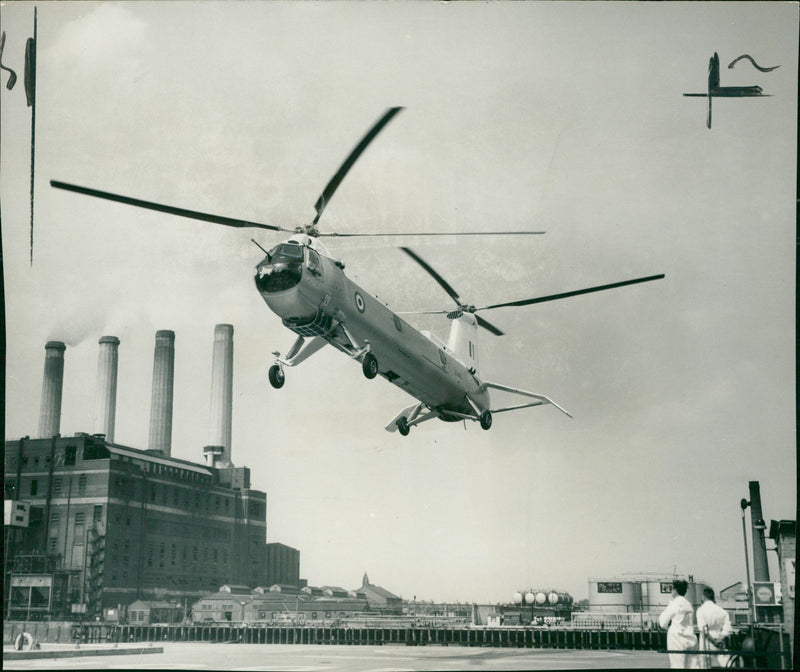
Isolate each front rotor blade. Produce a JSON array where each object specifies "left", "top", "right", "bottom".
[
  {"left": 313, "top": 106, "right": 403, "bottom": 225},
  {"left": 477, "top": 274, "right": 666, "bottom": 310},
  {"left": 50, "top": 180, "right": 292, "bottom": 233},
  {"left": 401, "top": 247, "right": 462, "bottom": 306},
  {"left": 318, "top": 230, "right": 545, "bottom": 237}
]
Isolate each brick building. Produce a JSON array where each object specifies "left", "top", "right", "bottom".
[{"left": 4, "top": 434, "right": 299, "bottom": 621}]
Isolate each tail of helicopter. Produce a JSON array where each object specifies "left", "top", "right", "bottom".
[
  {"left": 384, "top": 247, "right": 662, "bottom": 435},
  {"left": 385, "top": 310, "right": 573, "bottom": 434},
  {"left": 447, "top": 312, "right": 480, "bottom": 375}
]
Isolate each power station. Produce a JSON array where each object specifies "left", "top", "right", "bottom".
[{"left": 4, "top": 326, "right": 299, "bottom": 622}]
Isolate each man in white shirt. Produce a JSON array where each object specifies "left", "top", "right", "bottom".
[
  {"left": 695, "top": 587, "right": 733, "bottom": 668},
  {"left": 658, "top": 579, "right": 698, "bottom": 668}
]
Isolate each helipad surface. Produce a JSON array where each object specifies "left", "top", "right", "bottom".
[{"left": 3, "top": 642, "right": 668, "bottom": 670}]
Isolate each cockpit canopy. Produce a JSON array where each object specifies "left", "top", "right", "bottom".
[
  {"left": 254, "top": 242, "right": 305, "bottom": 293},
  {"left": 269, "top": 242, "right": 305, "bottom": 264}
]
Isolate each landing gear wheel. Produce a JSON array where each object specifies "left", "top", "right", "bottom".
[
  {"left": 480, "top": 409, "right": 493, "bottom": 431},
  {"left": 268, "top": 365, "right": 285, "bottom": 389},
  {"left": 362, "top": 353, "right": 379, "bottom": 379},
  {"left": 397, "top": 417, "right": 410, "bottom": 436}
]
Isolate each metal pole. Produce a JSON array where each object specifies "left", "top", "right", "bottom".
[{"left": 740, "top": 500, "right": 757, "bottom": 629}]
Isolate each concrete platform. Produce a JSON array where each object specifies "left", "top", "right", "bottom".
[
  {"left": 4, "top": 643, "right": 163, "bottom": 662},
  {"left": 3, "top": 642, "right": 668, "bottom": 669}
]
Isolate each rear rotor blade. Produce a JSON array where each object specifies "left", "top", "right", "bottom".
[
  {"left": 50, "top": 180, "right": 292, "bottom": 233},
  {"left": 313, "top": 107, "right": 403, "bottom": 225},
  {"left": 476, "top": 274, "right": 666, "bottom": 311},
  {"left": 476, "top": 315, "right": 505, "bottom": 336},
  {"left": 397, "top": 309, "right": 505, "bottom": 336},
  {"left": 401, "top": 247, "right": 462, "bottom": 306}
]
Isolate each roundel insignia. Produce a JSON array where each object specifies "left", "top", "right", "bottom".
[{"left": 354, "top": 291, "right": 366, "bottom": 313}]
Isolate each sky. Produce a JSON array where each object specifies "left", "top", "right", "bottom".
[{"left": 1, "top": 1, "right": 796, "bottom": 604}]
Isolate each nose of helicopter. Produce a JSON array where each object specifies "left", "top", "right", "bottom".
[
  {"left": 254, "top": 259, "right": 317, "bottom": 321},
  {"left": 254, "top": 257, "right": 302, "bottom": 294}
]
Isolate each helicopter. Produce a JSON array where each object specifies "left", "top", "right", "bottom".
[{"left": 51, "top": 107, "right": 664, "bottom": 435}]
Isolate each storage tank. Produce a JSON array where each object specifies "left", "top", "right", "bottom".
[
  {"left": 535, "top": 592, "right": 546, "bottom": 605},
  {"left": 525, "top": 592, "right": 536, "bottom": 604},
  {"left": 641, "top": 578, "right": 709, "bottom": 613},
  {"left": 513, "top": 592, "right": 523, "bottom": 605},
  {"left": 588, "top": 579, "right": 643, "bottom": 613}
]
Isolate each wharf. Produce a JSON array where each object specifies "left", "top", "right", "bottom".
[{"left": 83, "top": 623, "right": 669, "bottom": 649}]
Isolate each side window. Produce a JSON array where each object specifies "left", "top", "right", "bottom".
[
  {"left": 307, "top": 249, "right": 322, "bottom": 276},
  {"left": 64, "top": 446, "right": 77, "bottom": 466}
]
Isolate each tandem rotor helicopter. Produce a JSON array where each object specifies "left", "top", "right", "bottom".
[{"left": 51, "top": 107, "right": 664, "bottom": 435}]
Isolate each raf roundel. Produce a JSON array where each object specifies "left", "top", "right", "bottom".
[{"left": 354, "top": 291, "right": 366, "bottom": 313}]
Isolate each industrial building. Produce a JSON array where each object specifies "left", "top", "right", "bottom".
[
  {"left": 188, "top": 575, "right": 403, "bottom": 625},
  {"left": 4, "top": 327, "right": 300, "bottom": 622}
]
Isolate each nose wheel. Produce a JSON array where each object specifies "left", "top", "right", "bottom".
[{"left": 268, "top": 364, "right": 285, "bottom": 389}]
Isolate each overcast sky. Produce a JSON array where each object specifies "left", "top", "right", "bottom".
[{"left": 1, "top": 1, "right": 796, "bottom": 603}]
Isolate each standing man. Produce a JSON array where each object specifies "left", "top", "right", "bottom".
[
  {"left": 658, "top": 579, "right": 698, "bottom": 668},
  {"left": 695, "top": 587, "right": 733, "bottom": 668}
]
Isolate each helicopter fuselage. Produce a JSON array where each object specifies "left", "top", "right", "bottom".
[{"left": 255, "top": 236, "right": 489, "bottom": 420}]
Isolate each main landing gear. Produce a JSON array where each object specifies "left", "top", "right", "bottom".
[
  {"left": 396, "top": 416, "right": 410, "bottom": 436},
  {"left": 480, "top": 409, "right": 492, "bottom": 430},
  {"left": 362, "top": 352, "right": 379, "bottom": 379}
]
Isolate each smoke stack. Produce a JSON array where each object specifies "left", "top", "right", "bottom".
[
  {"left": 748, "top": 481, "right": 770, "bottom": 581},
  {"left": 147, "top": 330, "right": 175, "bottom": 456},
  {"left": 207, "top": 324, "right": 234, "bottom": 467},
  {"left": 94, "top": 336, "right": 120, "bottom": 442},
  {"left": 38, "top": 341, "right": 66, "bottom": 438}
]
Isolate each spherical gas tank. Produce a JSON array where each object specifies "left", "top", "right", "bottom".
[
  {"left": 513, "top": 592, "right": 523, "bottom": 605},
  {"left": 535, "top": 592, "right": 547, "bottom": 605},
  {"left": 525, "top": 592, "right": 536, "bottom": 604},
  {"left": 548, "top": 592, "right": 560, "bottom": 604}
]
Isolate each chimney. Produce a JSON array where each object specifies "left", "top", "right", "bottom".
[
  {"left": 38, "top": 341, "right": 66, "bottom": 438},
  {"left": 147, "top": 330, "right": 175, "bottom": 456},
  {"left": 748, "top": 481, "right": 770, "bottom": 582},
  {"left": 93, "top": 336, "right": 120, "bottom": 442},
  {"left": 207, "top": 324, "right": 234, "bottom": 467}
]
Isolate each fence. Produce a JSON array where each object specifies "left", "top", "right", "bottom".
[{"left": 571, "top": 612, "right": 653, "bottom": 630}]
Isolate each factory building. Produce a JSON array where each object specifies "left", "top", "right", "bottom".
[
  {"left": 190, "top": 575, "right": 402, "bottom": 624},
  {"left": 191, "top": 585, "right": 370, "bottom": 624},
  {"left": 4, "top": 328, "right": 301, "bottom": 622}
]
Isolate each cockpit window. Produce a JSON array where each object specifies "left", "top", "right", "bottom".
[
  {"left": 269, "top": 243, "right": 305, "bottom": 263},
  {"left": 307, "top": 249, "right": 322, "bottom": 276}
]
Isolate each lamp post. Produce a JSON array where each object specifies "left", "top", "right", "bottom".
[{"left": 740, "top": 498, "right": 757, "bottom": 628}]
